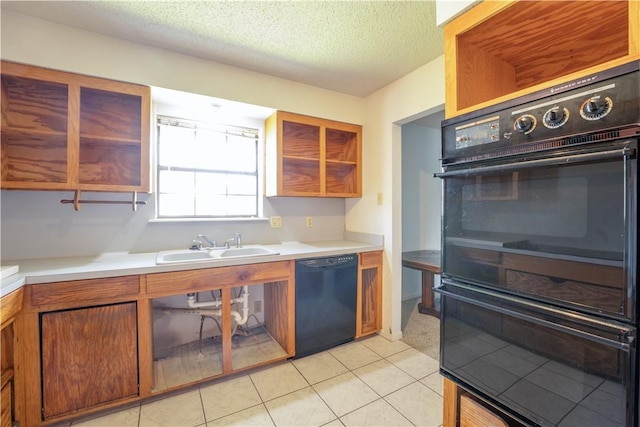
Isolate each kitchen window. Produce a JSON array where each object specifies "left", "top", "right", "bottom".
[{"left": 156, "top": 116, "right": 259, "bottom": 218}]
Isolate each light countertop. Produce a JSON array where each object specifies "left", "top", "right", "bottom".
[{"left": 1, "top": 239, "right": 383, "bottom": 298}]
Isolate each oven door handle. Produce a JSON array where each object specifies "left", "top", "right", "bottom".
[
  {"left": 434, "top": 147, "right": 633, "bottom": 178},
  {"left": 437, "top": 283, "right": 633, "bottom": 351}
]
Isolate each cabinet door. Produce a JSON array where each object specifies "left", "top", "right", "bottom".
[
  {"left": 78, "top": 85, "right": 149, "bottom": 191},
  {"left": 324, "top": 124, "right": 361, "bottom": 197},
  {"left": 41, "top": 302, "right": 138, "bottom": 419},
  {"left": 1, "top": 71, "right": 71, "bottom": 189},
  {"left": 357, "top": 251, "right": 382, "bottom": 337}
]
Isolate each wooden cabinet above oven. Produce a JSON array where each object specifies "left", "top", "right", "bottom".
[{"left": 443, "top": 0, "right": 640, "bottom": 118}]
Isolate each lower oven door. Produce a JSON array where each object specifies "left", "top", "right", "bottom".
[{"left": 438, "top": 281, "right": 637, "bottom": 427}]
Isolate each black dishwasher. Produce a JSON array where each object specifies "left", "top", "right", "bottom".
[{"left": 294, "top": 254, "right": 358, "bottom": 358}]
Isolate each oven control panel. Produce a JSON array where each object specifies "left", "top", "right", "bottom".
[
  {"left": 443, "top": 62, "right": 639, "bottom": 164},
  {"left": 454, "top": 116, "right": 500, "bottom": 150}
]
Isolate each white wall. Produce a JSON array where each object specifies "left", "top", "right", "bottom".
[
  {"left": 401, "top": 123, "right": 442, "bottom": 300},
  {"left": 1, "top": 12, "right": 365, "bottom": 124},
  {"left": 401, "top": 123, "right": 442, "bottom": 252},
  {"left": 0, "top": 11, "right": 362, "bottom": 261},
  {"left": 435, "top": 0, "right": 480, "bottom": 26},
  {"left": 350, "top": 57, "right": 446, "bottom": 339}
]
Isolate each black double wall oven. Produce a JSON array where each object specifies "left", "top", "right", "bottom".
[{"left": 437, "top": 61, "right": 639, "bottom": 427}]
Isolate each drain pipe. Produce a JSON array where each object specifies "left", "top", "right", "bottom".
[
  {"left": 155, "top": 306, "right": 222, "bottom": 317},
  {"left": 231, "top": 286, "right": 250, "bottom": 325},
  {"left": 184, "top": 287, "right": 250, "bottom": 325},
  {"left": 186, "top": 293, "right": 222, "bottom": 308}
]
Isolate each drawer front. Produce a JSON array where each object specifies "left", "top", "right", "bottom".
[
  {"left": 146, "top": 261, "right": 292, "bottom": 295},
  {"left": 31, "top": 276, "right": 140, "bottom": 308},
  {"left": 359, "top": 251, "right": 382, "bottom": 267}
]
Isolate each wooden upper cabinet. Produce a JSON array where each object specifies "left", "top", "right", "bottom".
[
  {"left": 444, "top": 0, "right": 640, "bottom": 118},
  {"left": 265, "top": 111, "right": 362, "bottom": 197},
  {"left": 1, "top": 61, "right": 150, "bottom": 192}
]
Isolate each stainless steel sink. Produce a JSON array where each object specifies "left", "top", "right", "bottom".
[{"left": 156, "top": 246, "right": 279, "bottom": 265}]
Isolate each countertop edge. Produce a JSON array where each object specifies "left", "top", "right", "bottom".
[{"left": 1, "top": 240, "right": 383, "bottom": 297}]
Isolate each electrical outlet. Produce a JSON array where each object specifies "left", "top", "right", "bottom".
[
  {"left": 306, "top": 216, "right": 313, "bottom": 227},
  {"left": 270, "top": 216, "right": 282, "bottom": 228},
  {"left": 254, "top": 300, "right": 262, "bottom": 313}
]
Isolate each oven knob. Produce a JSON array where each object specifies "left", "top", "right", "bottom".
[
  {"left": 543, "top": 106, "right": 569, "bottom": 129},
  {"left": 580, "top": 96, "right": 613, "bottom": 120},
  {"left": 514, "top": 114, "right": 536, "bottom": 134}
]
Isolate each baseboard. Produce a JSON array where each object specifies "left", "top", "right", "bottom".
[{"left": 380, "top": 328, "right": 403, "bottom": 341}]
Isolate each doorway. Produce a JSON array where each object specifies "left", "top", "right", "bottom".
[{"left": 399, "top": 109, "right": 443, "bottom": 359}]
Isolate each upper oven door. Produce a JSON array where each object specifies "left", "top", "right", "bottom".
[{"left": 438, "top": 140, "right": 637, "bottom": 321}]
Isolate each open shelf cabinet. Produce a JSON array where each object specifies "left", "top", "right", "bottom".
[
  {"left": 266, "top": 111, "right": 362, "bottom": 197},
  {"left": 444, "top": 0, "right": 640, "bottom": 118},
  {"left": 1, "top": 61, "right": 150, "bottom": 191}
]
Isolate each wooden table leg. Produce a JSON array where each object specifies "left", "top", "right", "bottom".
[{"left": 418, "top": 271, "right": 440, "bottom": 318}]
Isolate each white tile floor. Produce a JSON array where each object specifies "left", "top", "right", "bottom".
[{"left": 71, "top": 336, "right": 444, "bottom": 427}]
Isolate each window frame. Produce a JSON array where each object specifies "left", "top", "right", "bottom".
[{"left": 155, "top": 115, "right": 263, "bottom": 220}]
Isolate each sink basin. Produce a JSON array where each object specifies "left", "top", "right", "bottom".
[
  {"left": 156, "top": 246, "right": 279, "bottom": 265},
  {"left": 219, "top": 247, "right": 278, "bottom": 258},
  {"left": 156, "top": 250, "right": 215, "bottom": 264}
]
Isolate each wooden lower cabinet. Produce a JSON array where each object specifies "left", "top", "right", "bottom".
[
  {"left": 460, "top": 394, "right": 507, "bottom": 427},
  {"left": 357, "top": 251, "right": 383, "bottom": 337},
  {"left": 444, "top": 378, "right": 512, "bottom": 427},
  {"left": 145, "top": 261, "right": 295, "bottom": 393},
  {"left": 12, "top": 253, "right": 379, "bottom": 424},
  {"left": 1, "top": 288, "right": 23, "bottom": 427},
  {"left": 40, "top": 302, "right": 138, "bottom": 419}
]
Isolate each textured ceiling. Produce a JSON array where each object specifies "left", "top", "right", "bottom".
[{"left": 2, "top": 1, "right": 444, "bottom": 97}]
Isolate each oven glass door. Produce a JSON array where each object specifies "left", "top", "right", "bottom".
[
  {"left": 440, "top": 141, "right": 637, "bottom": 320},
  {"left": 439, "top": 282, "right": 637, "bottom": 427}
]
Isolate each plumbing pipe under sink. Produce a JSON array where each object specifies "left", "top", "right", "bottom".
[{"left": 155, "top": 286, "right": 250, "bottom": 326}]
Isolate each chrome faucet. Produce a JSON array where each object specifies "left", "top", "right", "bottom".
[
  {"left": 196, "top": 234, "right": 217, "bottom": 249},
  {"left": 224, "top": 233, "right": 242, "bottom": 248}
]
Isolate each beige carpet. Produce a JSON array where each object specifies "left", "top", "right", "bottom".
[{"left": 400, "top": 297, "right": 440, "bottom": 361}]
